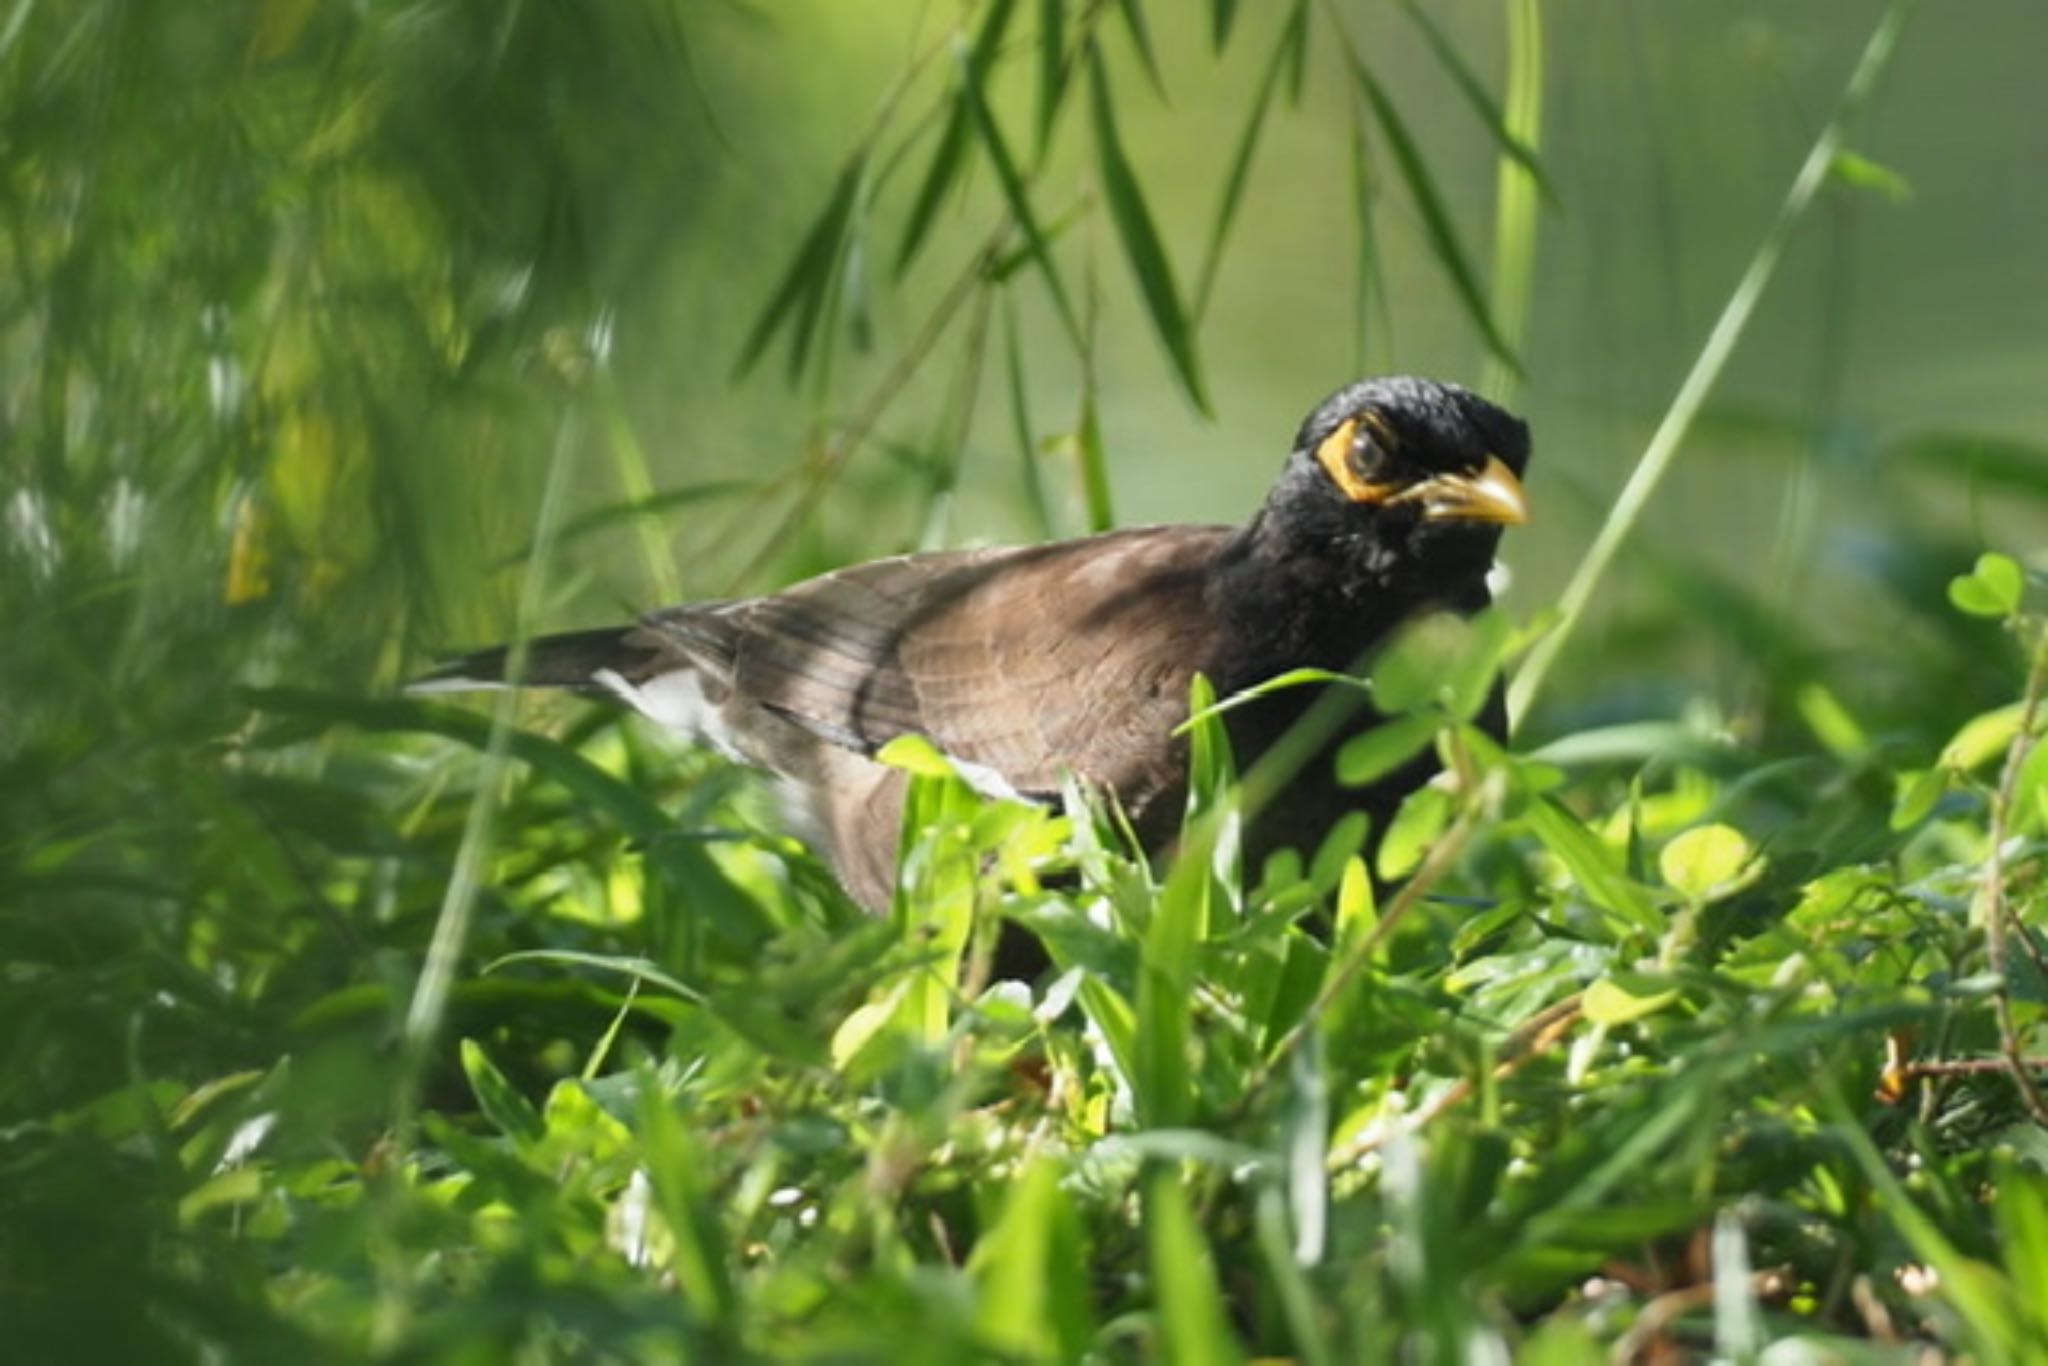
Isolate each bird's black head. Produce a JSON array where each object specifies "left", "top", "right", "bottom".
[{"left": 1270, "top": 376, "right": 1532, "bottom": 585}]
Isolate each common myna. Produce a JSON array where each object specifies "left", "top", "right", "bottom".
[{"left": 415, "top": 376, "right": 1531, "bottom": 908}]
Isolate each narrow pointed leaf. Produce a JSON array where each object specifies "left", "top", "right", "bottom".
[
  {"left": 1114, "top": 0, "right": 1166, "bottom": 95},
  {"left": 1209, "top": 0, "right": 1240, "bottom": 51},
  {"left": 1350, "top": 66, "right": 1517, "bottom": 370},
  {"left": 734, "top": 153, "right": 866, "bottom": 379},
  {"left": 955, "top": 38, "right": 1083, "bottom": 345},
  {"left": 1398, "top": 0, "right": 1555, "bottom": 202},
  {"left": 1088, "top": 47, "right": 1211, "bottom": 412},
  {"left": 1192, "top": 0, "right": 1307, "bottom": 320},
  {"left": 896, "top": 0, "right": 1019, "bottom": 277},
  {"left": 1034, "top": 0, "right": 1067, "bottom": 156}
]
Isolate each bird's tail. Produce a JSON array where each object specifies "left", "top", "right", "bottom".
[{"left": 408, "top": 626, "right": 654, "bottom": 696}]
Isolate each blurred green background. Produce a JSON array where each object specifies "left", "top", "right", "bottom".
[
  {"left": 6, "top": 0, "right": 2040, "bottom": 734},
  {"left": 5, "top": 0, "right": 2047, "bottom": 1352}
]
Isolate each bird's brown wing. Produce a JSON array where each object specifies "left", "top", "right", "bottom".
[{"left": 716, "top": 526, "right": 1234, "bottom": 808}]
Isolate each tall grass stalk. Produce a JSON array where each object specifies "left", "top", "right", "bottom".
[
  {"left": 1479, "top": 0, "right": 1543, "bottom": 408},
  {"left": 1507, "top": 0, "right": 1916, "bottom": 728}
]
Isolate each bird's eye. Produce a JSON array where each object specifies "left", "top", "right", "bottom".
[{"left": 1313, "top": 414, "right": 1400, "bottom": 504}]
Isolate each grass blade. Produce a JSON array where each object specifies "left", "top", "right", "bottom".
[
  {"left": 1087, "top": 44, "right": 1211, "bottom": 414},
  {"left": 1034, "top": 0, "right": 1067, "bottom": 157},
  {"left": 1114, "top": 0, "right": 1166, "bottom": 96},
  {"left": 1509, "top": 0, "right": 1917, "bottom": 724}
]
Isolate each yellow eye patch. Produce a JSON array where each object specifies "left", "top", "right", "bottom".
[{"left": 1313, "top": 417, "right": 1396, "bottom": 504}]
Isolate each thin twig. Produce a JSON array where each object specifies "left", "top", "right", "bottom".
[{"left": 1978, "top": 623, "right": 2048, "bottom": 1124}]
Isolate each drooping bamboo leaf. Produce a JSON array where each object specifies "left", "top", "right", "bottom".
[
  {"left": 1398, "top": 0, "right": 1555, "bottom": 202},
  {"left": 734, "top": 152, "right": 867, "bottom": 379},
  {"left": 1114, "top": 0, "right": 1166, "bottom": 96},
  {"left": 1192, "top": 0, "right": 1307, "bottom": 321},
  {"left": 955, "top": 37, "right": 1084, "bottom": 346},
  {"left": 895, "top": 0, "right": 1019, "bottom": 277},
  {"left": 1348, "top": 64, "right": 1517, "bottom": 371},
  {"left": 1087, "top": 45, "right": 1211, "bottom": 413},
  {"left": 1209, "top": 0, "right": 1240, "bottom": 51},
  {"left": 1034, "top": 0, "right": 1068, "bottom": 157}
]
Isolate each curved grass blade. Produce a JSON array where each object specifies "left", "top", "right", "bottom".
[
  {"left": 1192, "top": 0, "right": 1308, "bottom": 322},
  {"left": 734, "top": 152, "right": 867, "bottom": 380},
  {"left": 1077, "top": 385, "right": 1115, "bottom": 532},
  {"left": 1509, "top": 0, "right": 1917, "bottom": 724},
  {"left": 1087, "top": 45, "right": 1211, "bottom": 414}
]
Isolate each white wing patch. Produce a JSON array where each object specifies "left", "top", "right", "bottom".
[{"left": 592, "top": 667, "right": 744, "bottom": 762}]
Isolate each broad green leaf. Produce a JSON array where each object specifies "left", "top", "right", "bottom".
[
  {"left": 1335, "top": 713, "right": 1438, "bottom": 787},
  {"left": 1582, "top": 976, "right": 1678, "bottom": 1026},
  {"left": 1889, "top": 766, "right": 1949, "bottom": 831},
  {"left": 1145, "top": 1170, "right": 1245, "bottom": 1366},
  {"left": 1658, "top": 823, "right": 1758, "bottom": 903},
  {"left": 1377, "top": 784, "right": 1453, "bottom": 882},
  {"left": 973, "top": 1159, "right": 1092, "bottom": 1360},
  {"left": 1941, "top": 702, "right": 2025, "bottom": 771},
  {"left": 1795, "top": 681, "right": 1870, "bottom": 759},
  {"left": 460, "top": 1038, "right": 545, "bottom": 1145},
  {"left": 1087, "top": 46, "right": 1211, "bottom": 413},
  {"left": 1948, "top": 551, "right": 2023, "bottom": 618}
]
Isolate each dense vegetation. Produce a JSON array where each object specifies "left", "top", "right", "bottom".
[{"left": 7, "top": 1, "right": 2047, "bottom": 1360}]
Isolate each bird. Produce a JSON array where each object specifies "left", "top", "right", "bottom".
[{"left": 413, "top": 376, "right": 1531, "bottom": 911}]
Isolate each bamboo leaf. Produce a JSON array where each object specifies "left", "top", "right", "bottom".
[
  {"left": 1209, "top": 0, "right": 1240, "bottom": 51},
  {"left": 1192, "top": 0, "right": 1307, "bottom": 321},
  {"left": 896, "top": 0, "right": 1018, "bottom": 277},
  {"left": 1087, "top": 46, "right": 1211, "bottom": 413},
  {"left": 1034, "top": 0, "right": 1067, "bottom": 156},
  {"left": 955, "top": 37, "right": 1084, "bottom": 346},
  {"left": 734, "top": 152, "right": 866, "bottom": 379},
  {"left": 1398, "top": 0, "right": 1556, "bottom": 203},
  {"left": 1114, "top": 0, "right": 1166, "bottom": 96},
  {"left": 1349, "top": 64, "right": 1517, "bottom": 370}
]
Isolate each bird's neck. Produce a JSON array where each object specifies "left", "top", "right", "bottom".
[{"left": 1208, "top": 489, "right": 1491, "bottom": 688}]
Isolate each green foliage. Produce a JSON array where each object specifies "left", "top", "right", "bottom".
[{"left": 7, "top": 2, "right": 2048, "bottom": 1362}]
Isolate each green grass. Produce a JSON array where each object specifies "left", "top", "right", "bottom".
[{"left": 5, "top": 2, "right": 2048, "bottom": 1360}]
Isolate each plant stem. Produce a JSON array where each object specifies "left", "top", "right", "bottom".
[{"left": 1507, "top": 0, "right": 1916, "bottom": 727}]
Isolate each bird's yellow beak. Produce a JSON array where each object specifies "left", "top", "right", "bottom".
[{"left": 1395, "top": 454, "right": 1531, "bottom": 526}]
